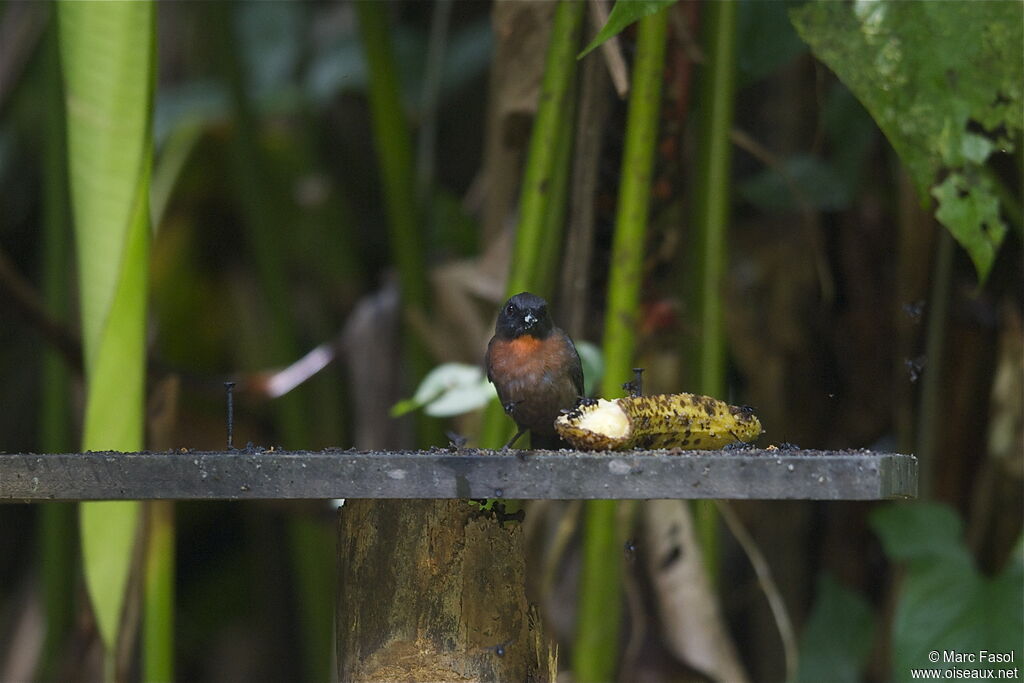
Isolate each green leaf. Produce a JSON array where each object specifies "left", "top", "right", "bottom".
[
  {"left": 391, "top": 363, "right": 494, "bottom": 418},
  {"left": 578, "top": 0, "right": 677, "bottom": 59},
  {"left": 423, "top": 366, "right": 493, "bottom": 417},
  {"left": 58, "top": 0, "right": 154, "bottom": 668},
  {"left": 790, "top": 0, "right": 1022, "bottom": 283},
  {"left": 821, "top": 83, "right": 878, "bottom": 192},
  {"left": 871, "top": 504, "right": 1024, "bottom": 681},
  {"left": 793, "top": 574, "right": 875, "bottom": 683},
  {"left": 871, "top": 501, "right": 965, "bottom": 562},
  {"left": 738, "top": 155, "right": 851, "bottom": 213},
  {"left": 575, "top": 340, "right": 603, "bottom": 398},
  {"left": 737, "top": 0, "right": 807, "bottom": 87},
  {"left": 932, "top": 173, "right": 1007, "bottom": 282},
  {"left": 393, "top": 341, "right": 604, "bottom": 419}
]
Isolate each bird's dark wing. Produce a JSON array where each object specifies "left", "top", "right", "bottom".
[
  {"left": 484, "top": 338, "right": 495, "bottom": 384},
  {"left": 566, "top": 333, "right": 584, "bottom": 396}
]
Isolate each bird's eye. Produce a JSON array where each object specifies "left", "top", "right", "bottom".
[{"left": 506, "top": 304, "right": 514, "bottom": 315}]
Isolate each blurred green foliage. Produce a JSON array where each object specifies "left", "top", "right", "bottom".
[
  {"left": 793, "top": 574, "right": 875, "bottom": 683},
  {"left": 872, "top": 503, "right": 1023, "bottom": 681},
  {"left": 578, "top": 0, "right": 677, "bottom": 59},
  {"left": 58, "top": 2, "right": 155, "bottom": 676},
  {"left": 791, "top": 0, "right": 1023, "bottom": 281},
  {"left": 795, "top": 504, "right": 1023, "bottom": 682},
  {"left": 0, "top": 0, "right": 1019, "bottom": 681}
]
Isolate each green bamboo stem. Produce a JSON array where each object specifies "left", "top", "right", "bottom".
[
  {"left": 575, "top": 500, "right": 621, "bottom": 680},
  {"left": 214, "top": 6, "right": 331, "bottom": 680},
  {"left": 355, "top": 4, "right": 427, "bottom": 315},
  {"left": 574, "top": 10, "right": 670, "bottom": 682},
  {"left": 356, "top": 1, "right": 444, "bottom": 448},
  {"left": 479, "top": 0, "right": 585, "bottom": 448},
  {"left": 143, "top": 502, "right": 175, "bottom": 682},
  {"left": 355, "top": 2, "right": 426, "bottom": 315},
  {"left": 37, "top": 22, "right": 75, "bottom": 681},
  {"left": 287, "top": 515, "right": 335, "bottom": 681},
  {"left": 535, "top": 82, "right": 579, "bottom": 304},
  {"left": 217, "top": 6, "right": 309, "bottom": 443},
  {"left": 895, "top": 169, "right": 934, "bottom": 455},
  {"left": 915, "top": 228, "right": 955, "bottom": 498},
  {"left": 599, "top": 17, "right": 669, "bottom": 395},
  {"left": 415, "top": 0, "right": 453, "bottom": 204},
  {"left": 503, "top": 1, "right": 585, "bottom": 299},
  {"left": 692, "top": 0, "right": 736, "bottom": 397},
  {"left": 689, "top": 0, "right": 738, "bottom": 581}
]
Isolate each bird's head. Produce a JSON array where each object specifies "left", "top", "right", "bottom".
[{"left": 495, "top": 292, "right": 554, "bottom": 339}]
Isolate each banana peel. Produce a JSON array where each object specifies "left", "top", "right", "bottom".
[{"left": 554, "top": 393, "right": 763, "bottom": 451}]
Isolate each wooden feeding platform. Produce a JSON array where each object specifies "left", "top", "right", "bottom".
[
  {"left": 0, "top": 447, "right": 916, "bottom": 501},
  {"left": 0, "top": 447, "right": 917, "bottom": 681}
]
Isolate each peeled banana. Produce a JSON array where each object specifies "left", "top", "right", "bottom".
[{"left": 554, "top": 393, "right": 763, "bottom": 451}]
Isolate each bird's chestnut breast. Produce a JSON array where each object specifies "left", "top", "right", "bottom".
[{"left": 488, "top": 335, "right": 577, "bottom": 399}]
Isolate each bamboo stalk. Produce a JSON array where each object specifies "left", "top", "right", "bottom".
[
  {"left": 213, "top": 6, "right": 331, "bottom": 679},
  {"left": 503, "top": 0, "right": 585, "bottom": 299},
  {"left": 356, "top": 2, "right": 427, "bottom": 314},
  {"left": 561, "top": 49, "right": 611, "bottom": 339},
  {"left": 575, "top": 499, "right": 621, "bottom": 680},
  {"left": 143, "top": 502, "right": 175, "bottom": 682},
  {"left": 416, "top": 0, "right": 453, "bottom": 204},
  {"left": 356, "top": 1, "right": 443, "bottom": 448},
  {"left": 37, "top": 22, "right": 75, "bottom": 682},
  {"left": 574, "top": 9, "right": 670, "bottom": 681},
  {"left": 215, "top": 5, "right": 310, "bottom": 441},
  {"left": 688, "top": 0, "right": 738, "bottom": 580},
  {"left": 599, "top": 17, "right": 669, "bottom": 396},
  {"left": 479, "top": 0, "right": 585, "bottom": 448},
  {"left": 916, "top": 228, "right": 954, "bottom": 498},
  {"left": 534, "top": 80, "right": 578, "bottom": 302},
  {"left": 691, "top": 0, "right": 736, "bottom": 399}
]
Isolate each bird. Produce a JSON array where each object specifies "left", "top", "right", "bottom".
[{"left": 485, "top": 292, "right": 584, "bottom": 450}]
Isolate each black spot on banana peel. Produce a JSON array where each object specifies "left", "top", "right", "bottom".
[{"left": 554, "top": 393, "right": 763, "bottom": 451}]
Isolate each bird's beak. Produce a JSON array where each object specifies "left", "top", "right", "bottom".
[{"left": 524, "top": 312, "right": 537, "bottom": 327}]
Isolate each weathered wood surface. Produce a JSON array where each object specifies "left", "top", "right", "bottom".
[
  {"left": 337, "top": 499, "right": 555, "bottom": 682},
  {"left": 0, "top": 449, "right": 916, "bottom": 501}
]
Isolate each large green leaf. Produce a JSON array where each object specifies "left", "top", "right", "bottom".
[
  {"left": 871, "top": 503, "right": 1024, "bottom": 681},
  {"left": 578, "top": 0, "right": 677, "bottom": 59},
  {"left": 792, "top": 574, "right": 875, "bottom": 683},
  {"left": 736, "top": 0, "right": 807, "bottom": 87},
  {"left": 58, "top": 0, "right": 154, "bottom": 671},
  {"left": 790, "top": 1, "right": 1022, "bottom": 282}
]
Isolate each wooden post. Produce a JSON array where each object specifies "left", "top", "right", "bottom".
[{"left": 336, "top": 499, "right": 555, "bottom": 682}]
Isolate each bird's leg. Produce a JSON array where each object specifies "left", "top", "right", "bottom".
[
  {"left": 499, "top": 401, "right": 527, "bottom": 450},
  {"left": 502, "top": 427, "right": 527, "bottom": 450}
]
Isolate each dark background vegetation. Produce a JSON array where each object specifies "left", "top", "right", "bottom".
[{"left": 0, "top": 1, "right": 1020, "bottom": 681}]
